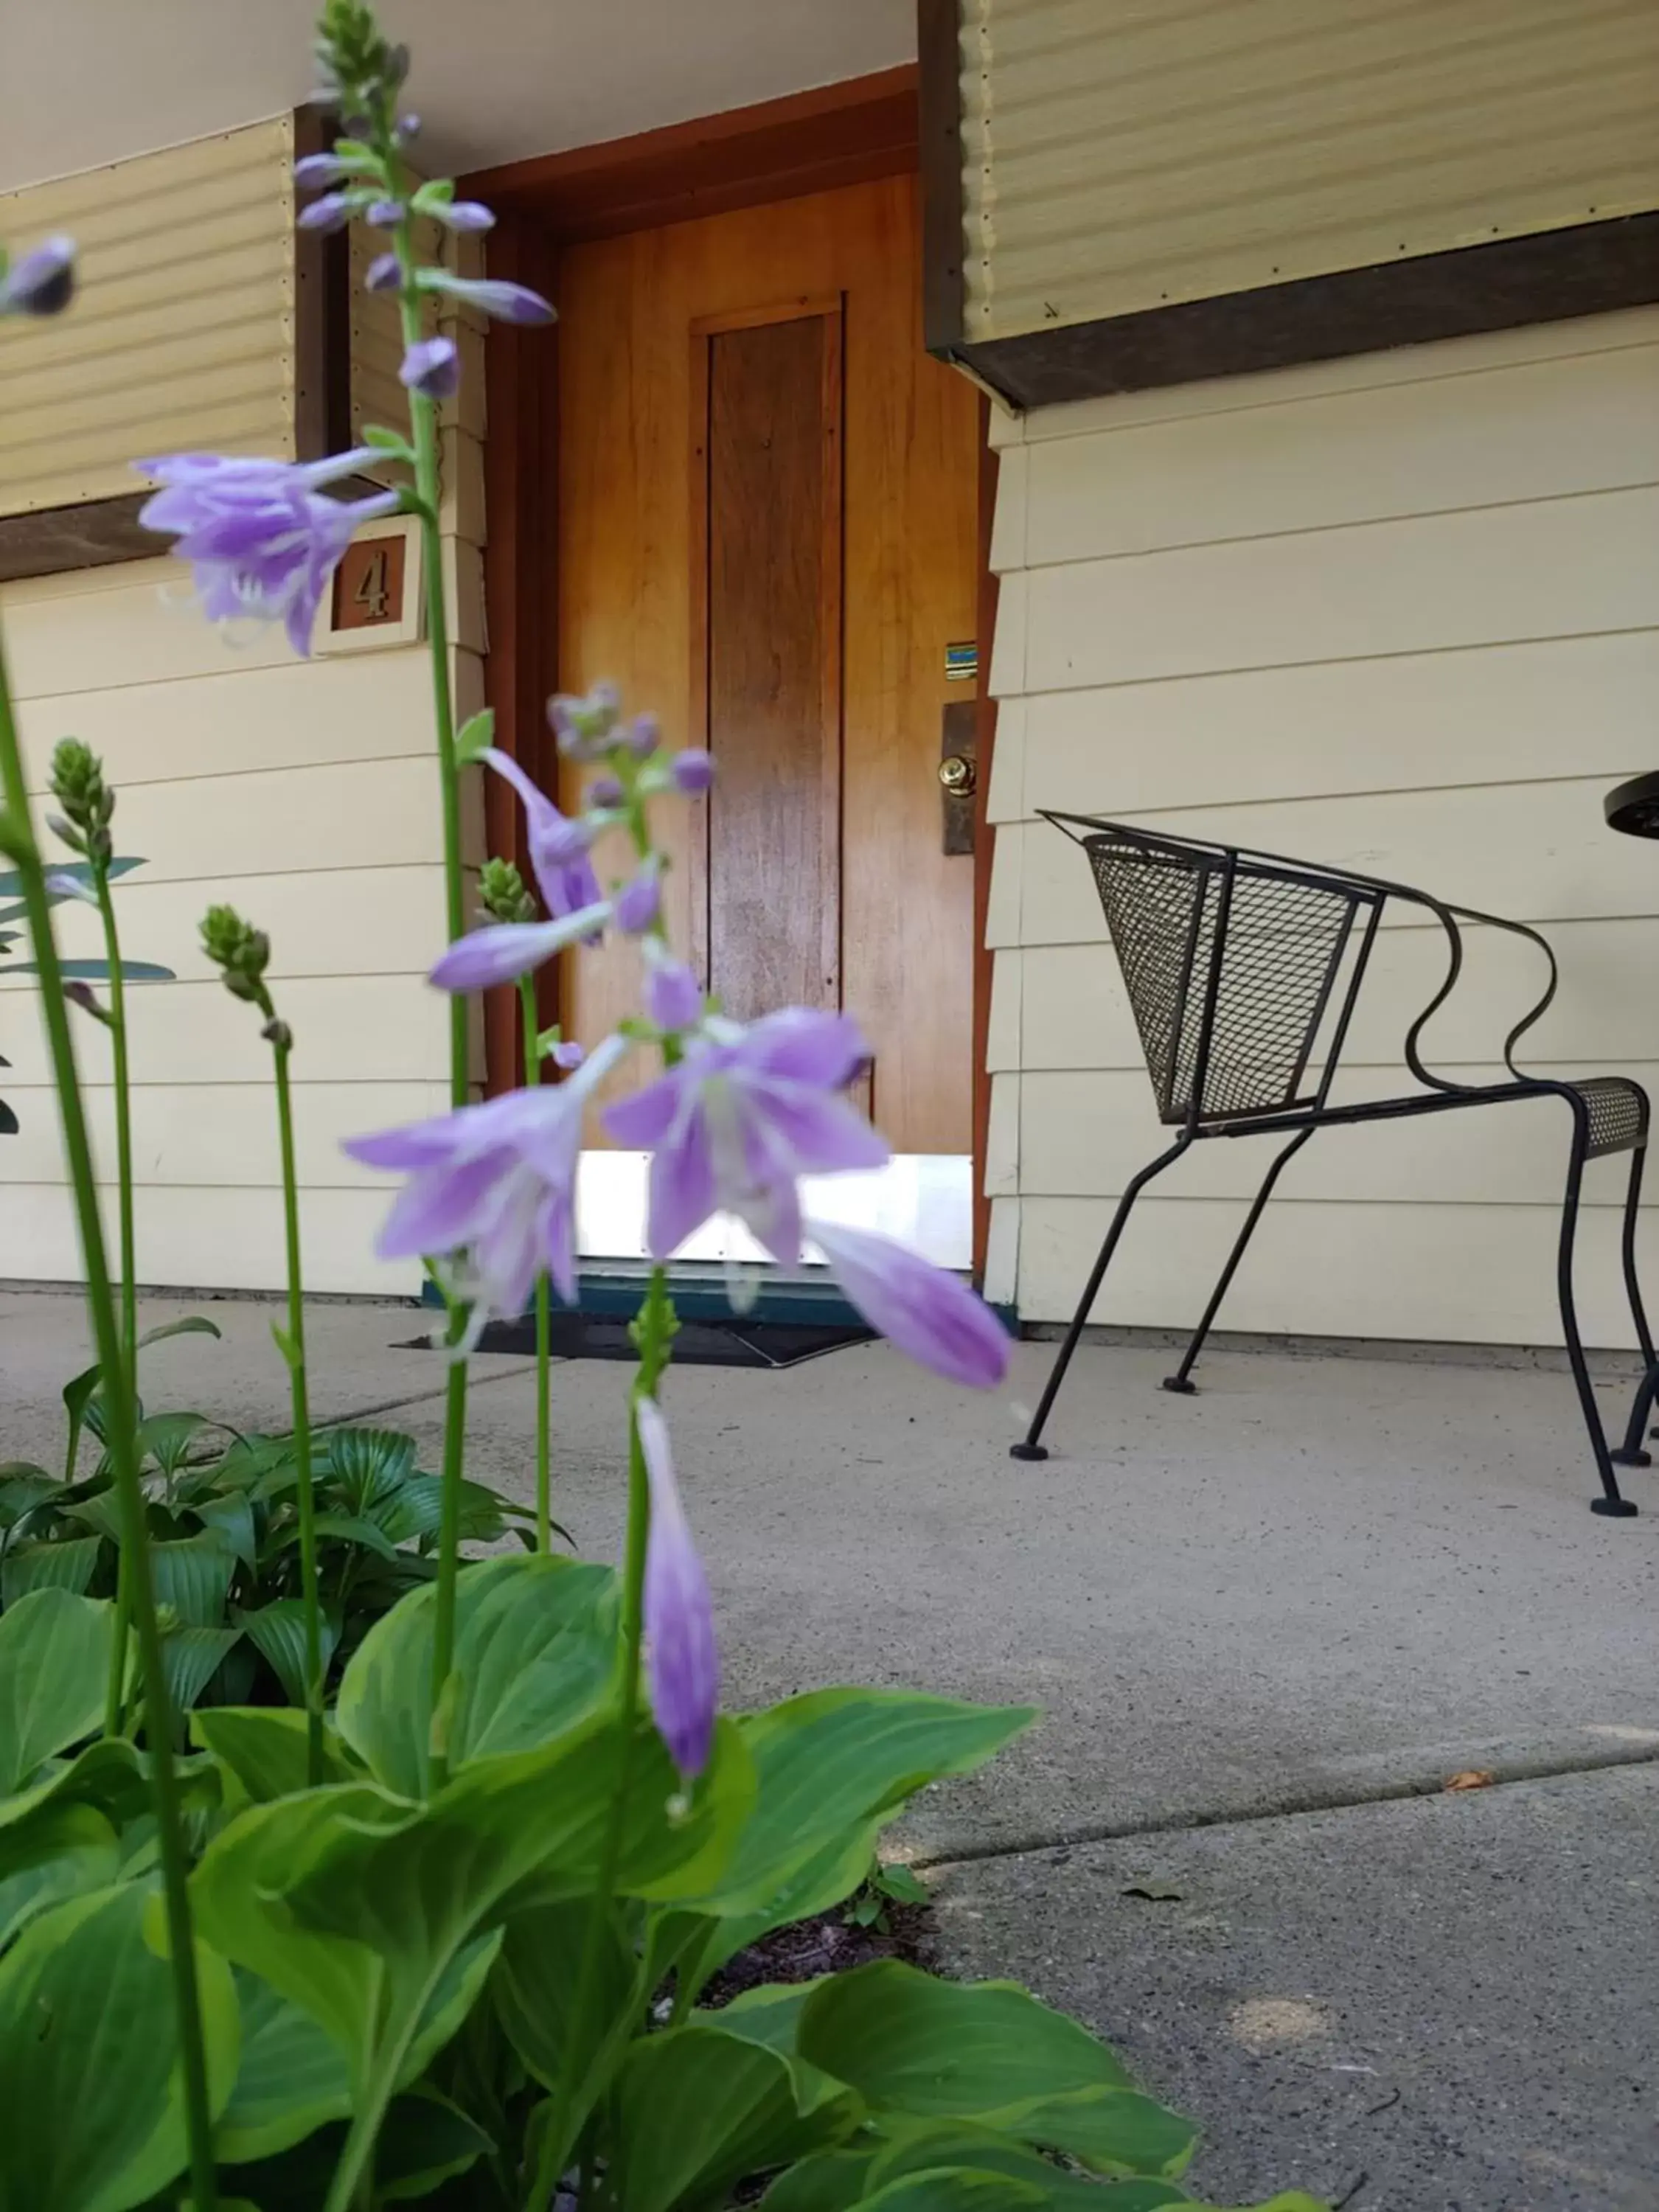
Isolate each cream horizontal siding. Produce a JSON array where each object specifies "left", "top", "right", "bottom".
[
  {"left": 0, "top": 537, "right": 487, "bottom": 1297},
  {"left": 0, "top": 119, "right": 297, "bottom": 512},
  {"left": 984, "top": 307, "right": 1659, "bottom": 1346},
  {"left": 960, "top": 0, "right": 1659, "bottom": 341}
]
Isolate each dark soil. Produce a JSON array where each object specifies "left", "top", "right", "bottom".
[{"left": 701, "top": 1902, "right": 932, "bottom": 2005}]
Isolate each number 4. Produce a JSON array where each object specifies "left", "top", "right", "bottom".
[{"left": 354, "top": 547, "right": 391, "bottom": 620}]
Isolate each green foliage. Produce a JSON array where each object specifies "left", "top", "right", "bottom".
[{"left": 0, "top": 1417, "right": 534, "bottom": 1722}]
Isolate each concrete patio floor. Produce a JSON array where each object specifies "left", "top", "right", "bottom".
[{"left": 2, "top": 1286, "right": 1656, "bottom": 2206}]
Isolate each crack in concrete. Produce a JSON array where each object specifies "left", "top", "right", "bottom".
[{"left": 916, "top": 1739, "right": 1659, "bottom": 1870}]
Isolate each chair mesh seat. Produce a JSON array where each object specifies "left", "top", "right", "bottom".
[
  {"left": 1573, "top": 1077, "right": 1649, "bottom": 1159},
  {"left": 1084, "top": 834, "right": 1363, "bottom": 1125}
]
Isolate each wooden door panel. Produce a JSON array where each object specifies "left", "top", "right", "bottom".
[
  {"left": 703, "top": 310, "right": 842, "bottom": 1019},
  {"left": 556, "top": 177, "right": 978, "bottom": 1152}
]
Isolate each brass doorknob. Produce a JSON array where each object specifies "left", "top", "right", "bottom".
[{"left": 938, "top": 754, "right": 975, "bottom": 796}]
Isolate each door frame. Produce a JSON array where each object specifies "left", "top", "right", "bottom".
[{"left": 462, "top": 66, "right": 1001, "bottom": 1279}]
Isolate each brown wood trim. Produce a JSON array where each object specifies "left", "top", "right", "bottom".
[
  {"left": 291, "top": 105, "right": 352, "bottom": 461},
  {"left": 946, "top": 212, "right": 1659, "bottom": 411},
  {"left": 481, "top": 208, "right": 562, "bottom": 1096},
  {"left": 917, "top": 0, "right": 967, "bottom": 355},
  {"left": 0, "top": 495, "right": 156, "bottom": 584},
  {"left": 970, "top": 399, "right": 998, "bottom": 1285},
  {"left": 462, "top": 66, "right": 918, "bottom": 241}
]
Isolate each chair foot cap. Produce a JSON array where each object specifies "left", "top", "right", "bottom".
[
  {"left": 1161, "top": 1376, "right": 1197, "bottom": 1396},
  {"left": 1009, "top": 1441, "right": 1049, "bottom": 1462},
  {"left": 1591, "top": 1495, "right": 1639, "bottom": 1518},
  {"left": 1609, "top": 1447, "right": 1652, "bottom": 1469}
]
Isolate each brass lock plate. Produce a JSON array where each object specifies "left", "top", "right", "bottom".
[{"left": 939, "top": 700, "right": 977, "bottom": 857}]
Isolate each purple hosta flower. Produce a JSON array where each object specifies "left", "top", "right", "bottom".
[
  {"left": 670, "top": 749, "right": 714, "bottom": 794},
  {"left": 644, "top": 952, "right": 703, "bottom": 1035},
  {"left": 429, "top": 748, "right": 608, "bottom": 990},
  {"left": 549, "top": 685, "right": 622, "bottom": 762},
  {"left": 364, "top": 251, "right": 402, "bottom": 294},
  {"left": 44, "top": 872, "right": 99, "bottom": 908},
  {"left": 344, "top": 1036, "right": 625, "bottom": 1336},
  {"left": 293, "top": 151, "right": 350, "bottom": 191},
  {"left": 1, "top": 235, "right": 74, "bottom": 316},
  {"left": 366, "top": 198, "right": 405, "bottom": 228},
  {"left": 135, "top": 450, "right": 398, "bottom": 658},
  {"left": 400, "top": 335, "right": 459, "bottom": 400},
  {"left": 805, "top": 1218, "right": 1009, "bottom": 1390},
  {"left": 434, "top": 201, "right": 495, "bottom": 234},
  {"left": 296, "top": 192, "right": 355, "bottom": 232},
  {"left": 420, "top": 270, "right": 554, "bottom": 325},
  {"left": 613, "top": 858, "right": 662, "bottom": 936},
  {"left": 548, "top": 1037, "right": 585, "bottom": 1072},
  {"left": 587, "top": 773, "right": 625, "bottom": 810},
  {"left": 604, "top": 1008, "right": 888, "bottom": 1262},
  {"left": 637, "top": 1397, "right": 719, "bottom": 1781},
  {"left": 430, "top": 899, "right": 611, "bottom": 992}
]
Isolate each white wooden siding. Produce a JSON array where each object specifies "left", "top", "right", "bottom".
[
  {"left": 0, "top": 119, "right": 298, "bottom": 512},
  {"left": 960, "top": 0, "right": 1659, "bottom": 341},
  {"left": 984, "top": 307, "right": 1659, "bottom": 1346},
  {"left": 0, "top": 540, "right": 487, "bottom": 1296}
]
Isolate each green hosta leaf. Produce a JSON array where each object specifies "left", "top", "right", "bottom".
[
  {"left": 665, "top": 1689, "right": 1032, "bottom": 1997},
  {"left": 852, "top": 2174, "right": 1048, "bottom": 2212},
  {"left": 320, "top": 1426, "right": 416, "bottom": 1514},
  {"left": 191, "top": 1783, "right": 501, "bottom": 2087},
  {"left": 337, "top": 1552, "right": 619, "bottom": 1795},
  {"left": 0, "top": 1587, "right": 111, "bottom": 1790},
  {"left": 192, "top": 1706, "right": 360, "bottom": 1803},
  {"left": 0, "top": 1462, "right": 55, "bottom": 1524},
  {"left": 214, "top": 1433, "right": 296, "bottom": 1495},
  {"left": 795, "top": 1965, "right": 1194, "bottom": 2179},
  {"left": 455, "top": 706, "right": 495, "bottom": 765},
  {"left": 866, "top": 2126, "right": 1164, "bottom": 2210},
  {"left": 60, "top": 1486, "right": 127, "bottom": 1545},
  {"left": 150, "top": 1530, "right": 234, "bottom": 1625},
  {"left": 218, "top": 2088, "right": 493, "bottom": 2210},
  {"left": 237, "top": 1599, "right": 341, "bottom": 1709},
  {"left": 0, "top": 1802, "right": 120, "bottom": 1950},
  {"left": 612, "top": 2023, "right": 863, "bottom": 2212},
  {"left": 190, "top": 1487, "right": 257, "bottom": 1565},
  {"left": 301, "top": 1510, "right": 403, "bottom": 1561},
  {"left": 0, "top": 1099, "right": 15, "bottom": 1135},
  {"left": 0, "top": 1879, "right": 240, "bottom": 2212},
  {"left": 215, "top": 1969, "right": 352, "bottom": 2164},
  {"left": 158, "top": 1623, "right": 243, "bottom": 1715},
  {"left": 1, "top": 1530, "right": 102, "bottom": 1607},
  {"left": 3, "top": 957, "right": 175, "bottom": 981},
  {"left": 136, "top": 1314, "right": 223, "bottom": 1354},
  {"left": 492, "top": 1897, "right": 633, "bottom": 2090},
  {"left": 762, "top": 2148, "right": 880, "bottom": 2212},
  {"left": 0, "top": 1735, "right": 150, "bottom": 1837},
  {"left": 136, "top": 1411, "right": 215, "bottom": 1478}
]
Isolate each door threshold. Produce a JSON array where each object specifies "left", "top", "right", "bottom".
[{"left": 420, "top": 1262, "right": 866, "bottom": 1327}]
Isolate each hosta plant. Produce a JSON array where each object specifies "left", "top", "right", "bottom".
[{"left": 0, "top": 12, "right": 1326, "bottom": 2212}]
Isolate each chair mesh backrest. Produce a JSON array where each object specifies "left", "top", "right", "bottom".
[{"left": 1082, "top": 830, "right": 1363, "bottom": 1124}]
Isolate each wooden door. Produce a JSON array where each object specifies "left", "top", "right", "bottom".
[{"left": 555, "top": 174, "right": 980, "bottom": 1153}]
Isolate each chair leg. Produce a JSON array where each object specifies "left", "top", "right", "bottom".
[
  {"left": 1012, "top": 1135, "right": 1192, "bottom": 1462},
  {"left": 1557, "top": 1110, "right": 1638, "bottom": 1517},
  {"left": 1610, "top": 1141, "right": 1655, "bottom": 1468},
  {"left": 1163, "top": 1127, "right": 1314, "bottom": 1395}
]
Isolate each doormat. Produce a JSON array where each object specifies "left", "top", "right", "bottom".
[{"left": 403, "top": 1314, "right": 874, "bottom": 1368}]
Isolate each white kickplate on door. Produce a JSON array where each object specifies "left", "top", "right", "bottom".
[{"left": 576, "top": 1152, "right": 973, "bottom": 1272}]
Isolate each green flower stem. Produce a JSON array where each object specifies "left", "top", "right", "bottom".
[
  {"left": 93, "top": 858, "right": 136, "bottom": 1737},
  {"left": 91, "top": 862, "right": 136, "bottom": 1366},
  {"left": 518, "top": 973, "right": 553, "bottom": 1551},
  {"left": 265, "top": 1012, "right": 326, "bottom": 1788},
  {"left": 531, "top": 1265, "right": 675, "bottom": 2211},
  {"left": 0, "top": 629, "right": 218, "bottom": 2212},
  {"left": 382, "top": 145, "right": 472, "bottom": 1761}
]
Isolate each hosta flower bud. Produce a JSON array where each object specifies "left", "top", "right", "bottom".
[
  {"left": 366, "top": 198, "right": 405, "bottom": 228},
  {"left": 479, "top": 856, "right": 537, "bottom": 925},
  {"left": 1, "top": 235, "right": 76, "bottom": 316},
  {"left": 296, "top": 192, "right": 355, "bottom": 233},
  {"left": 364, "top": 251, "right": 401, "bottom": 293},
  {"left": 400, "top": 335, "right": 459, "bottom": 400},
  {"left": 670, "top": 748, "right": 714, "bottom": 794},
  {"left": 625, "top": 712, "right": 661, "bottom": 760},
  {"left": 586, "top": 773, "right": 625, "bottom": 810},
  {"left": 614, "top": 858, "right": 662, "bottom": 936},
  {"left": 201, "top": 904, "right": 271, "bottom": 1006},
  {"left": 48, "top": 740, "right": 114, "bottom": 859}
]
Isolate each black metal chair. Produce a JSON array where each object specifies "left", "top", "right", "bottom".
[{"left": 1011, "top": 814, "right": 1654, "bottom": 1517}]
